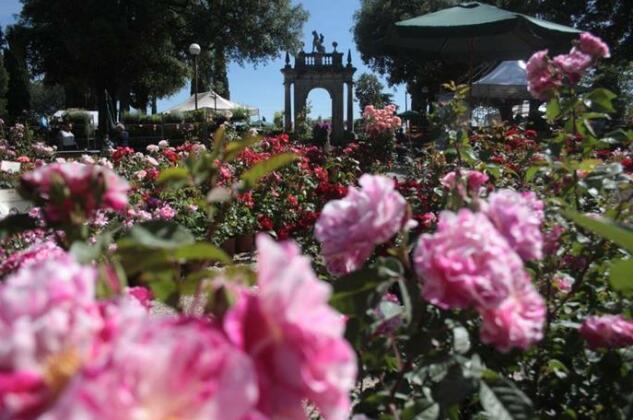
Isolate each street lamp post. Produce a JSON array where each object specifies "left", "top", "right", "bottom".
[{"left": 189, "top": 43, "right": 201, "bottom": 111}]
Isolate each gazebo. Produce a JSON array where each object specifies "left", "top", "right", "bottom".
[
  {"left": 166, "top": 91, "right": 258, "bottom": 116},
  {"left": 471, "top": 61, "right": 529, "bottom": 100}
]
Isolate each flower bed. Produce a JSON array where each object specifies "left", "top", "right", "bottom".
[{"left": 0, "top": 33, "right": 633, "bottom": 419}]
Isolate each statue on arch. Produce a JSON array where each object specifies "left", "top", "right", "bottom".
[
  {"left": 318, "top": 34, "right": 326, "bottom": 53},
  {"left": 312, "top": 31, "right": 326, "bottom": 53},
  {"left": 312, "top": 31, "right": 321, "bottom": 53}
]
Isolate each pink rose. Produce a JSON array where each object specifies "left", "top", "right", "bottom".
[
  {"left": 0, "top": 255, "right": 102, "bottom": 418},
  {"left": 414, "top": 209, "right": 524, "bottom": 310},
  {"left": 580, "top": 315, "right": 633, "bottom": 349},
  {"left": 0, "top": 240, "right": 65, "bottom": 276},
  {"left": 553, "top": 49, "right": 593, "bottom": 83},
  {"left": 315, "top": 174, "right": 408, "bottom": 275},
  {"left": 483, "top": 190, "right": 544, "bottom": 261},
  {"left": 20, "top": 163, "right": 129, "bottom": 224},
  {"left": 478, "top": 274, "right": 546, "bottom": 352},
  {"left": 577, "top": 32, "right": 610, "bottom": 59},
  {"left": 224, "top": 235, "right": 356, "bottom": 419},
  {"left": 441, "top": 170, "right": 489, "bottom": 194},
  {"left": 526, "top": 49, "right": 563, "bottom": 100},
  {"left": 45, "top": 318, "right": 258, "bottom": 420}
]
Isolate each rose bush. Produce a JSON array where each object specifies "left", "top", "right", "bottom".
[{"left": 0, "top": 32, "right": 632, "bottom": 419}]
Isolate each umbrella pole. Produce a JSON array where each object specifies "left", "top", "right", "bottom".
[{"left": 468, "top": 38, "right": 474, "bottom": 123}]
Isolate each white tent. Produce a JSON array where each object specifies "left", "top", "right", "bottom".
[
  {"left": 471, "top": 61, "right": 529, "bottom": 100},
  {"left": 166, "top": 91, "right": 258, "bottom": 116}
]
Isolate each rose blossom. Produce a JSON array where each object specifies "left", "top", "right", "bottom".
[
  {"left": 577, "top": 32, "right": 610, "bottom": 59},
  {"left": 224, "top": 235, "right": 356, "bottom": 419},
  {"left": 478, "top": 274, "right": 546, "bottom": 352},
  {"left": 20, "top": 163, "right": 129, "bottom": 224},
  {"left": 0, "top": 240, "right": 65, "bottom": 276},
  {"left": 580, "top": 315, "right": 633, "bottom": 349},
  {"left": 413, "top": 209, "right": 525, "bottom": 310},
  {"left": 315, "top": 174, "right": 407, "bottom": 275},
  {"left": 158, "top": 139, "right": 169, "bottom": 149},
  {"left": 440, "top": 169, "right": 489, "bottom": 194},
  {"left": 146, "top": 144, "right": 160, "bottom": 153},
  {"left": 154, "top": 204, "right": 176, "bottom": 220},
  {"left": 0, "top": 255, "right": 102, "bottom": 418},
  {"left": 553, "top": 273, "right": 574, "bottom": 294},
  {"left": 483, "top": 190, "right": 544, "bottom": 261},
  {"left": 526, "top": 49, "right": 562, "bottom": 100},
  {"left": 553, "top": 49, "right": 593, "bottom": 83},
  {"left": 44, "top": 318, "right": 258, "bottom": 420}
]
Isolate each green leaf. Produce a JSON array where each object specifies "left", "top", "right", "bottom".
[
  {"left": 587, "top": 88, "right": 617, "bottom": 113},
  {"left": 546, "top": 97, "right": 561, "bottom": 122},
  {"left": 563, "top": 209, "right": 633, "bottom": 254},
  {"left": 330, "top": 268, "right": 393, "bottom": 316},
  {"left": 479, "top": 375, "right": 535, "bottom": 420},
  {"left": 173, "top": 243, "right": 231, "bottom": 265},
  {"left": 577, "top": 159, "right": 602, "bottom": 172},
  {"left": 524, "top": 166, "right": 541, "bottom": 183},
  {"left": 157, "top": 167, "right": 190, "bottom": 186},
  {"left": 128, "top": 221, "right": 195, "bottom": 249},
  {"left": 609, "top": 258, "right": 633, "bottom": 294},
  {"left": 70, "top": 241, "right": 102, "bottom": 264},
  {"left": 0, "top": 214, "right": 38, "bottom": 240},
  {"left": 147, "top": 274, "right": 178, "bottom": 303},
  {"left": 240, "top": 152, "right": 297, "bottom": 186}
]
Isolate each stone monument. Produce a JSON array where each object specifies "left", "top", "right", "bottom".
[{"left": 282, "top": 33, "right": 356, "bottom": 142}]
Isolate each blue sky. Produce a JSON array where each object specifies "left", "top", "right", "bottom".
[{"left": 0, "top": 0, "right": 406, "bottom": 121}]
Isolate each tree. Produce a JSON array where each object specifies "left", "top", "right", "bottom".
[
  {"left": 186, "top": 0, "right": 308, "bottom": 98},
  {"left": 0, "top": 28, "right": 9, "bottom": 116},
  {"left": 353, "top": 0, "right": 633, "bottom": 111},
  {"left": 19, "top": 0, "right": 189, "bottom": 139},
  {"left": 355, "top": 73, "right": 393, "bottom": 112},
  {"left": 353, "top": 0, "right": 466, "bottom": 112},
  {"left": 30, "top": 80, "right": 64, "bottom": 115},
  {"left": 4, "top": 26, "right": 30, "bottom": 119}
]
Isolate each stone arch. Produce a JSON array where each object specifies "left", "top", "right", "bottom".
[
  {"left": 282, "top": 46, "right": 356, "bottom": 142},
  {"left": 296, "top": 85, "right": 335, "bottom": 120}
]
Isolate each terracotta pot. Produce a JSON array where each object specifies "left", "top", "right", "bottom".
[
  {"left": 236, "top": 233, "right": 256, "bottom": 254},
  {"left": 221, "top": 237, "right": 236, "bottom": 257}
]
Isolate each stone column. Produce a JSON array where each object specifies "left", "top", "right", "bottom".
[
  {"left": 284, "top": 81, "right": 292, "bottom": 132},
  {"left": 293, "top": 83, "right": 307, "bottom": 135},
  {"left": 331, "top": 85, "right": 345, "bottom": 143},
  {"left": 346, "top": 82, "right": 354, "bottom": 132}
]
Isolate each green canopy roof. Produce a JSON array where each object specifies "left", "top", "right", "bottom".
[{"left": 391, "top": 2, "right": 580, "bottom": 61}]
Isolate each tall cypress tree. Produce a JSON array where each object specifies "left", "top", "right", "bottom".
[
  {"left": 4, "top": 27, "right": 30, "bottom": 119},
  {"left": 0, "top": 28, "right": 10, "bottom": 116}
]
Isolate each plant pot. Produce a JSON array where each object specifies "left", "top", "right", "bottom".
[
  {"left": 236, "top": 233, "right": 256, "bottom": 254},
  {"left": 221, "top": 237, "right": 236, "bottom": 257}
]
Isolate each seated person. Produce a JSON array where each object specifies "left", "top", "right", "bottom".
[
  {"left": 57, "top": 122, "right": 76, "bottom": 148},
  {"left": 114, "top": 123, "right": 129, "bottom": 147}
]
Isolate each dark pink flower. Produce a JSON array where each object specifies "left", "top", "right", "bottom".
[
  {"left": 315, "top": 175, "right": 407, "bottom": 276},
  {"left": 478, "top": 274, "right": 546, "bottom": 352},
  {"left": 483, "top": 190, "right": 544, "bottom": 261},
  {"left": 224, "top": 235, "right": 356, "bottom": 419},
  {"left": 46, "top": 318, "right": 258, "bottom": 419},
  {"left": 20, "top": 163, "right": 129, "bottom": 224},
  {"left": 414, "top": 209, "right": 525, "bottom": 310},
  {"left": 580, "top": 315, "right": 633, "bottom": 349},
  {"left": 577, "top": 32, "right": 610, "bottom": 59}
]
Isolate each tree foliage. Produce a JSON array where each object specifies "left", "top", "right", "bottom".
[
  {"left": 185, "top": 0, "right": 308, "bottom": 98},
  {"left": 4, "top": 26, "right": 30, "bottom": 119},
  {"left": 0, "top": 28, "right": 9, "bottom": 116},
  {"left": 18, "top": 0, "right": 189, "bottom": 131},
  {"left": 353, "top": 0, "right": 633, "bottom": 111},
  {"left": 355, "top": 73, "right": 394, "bottom": 112}
]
